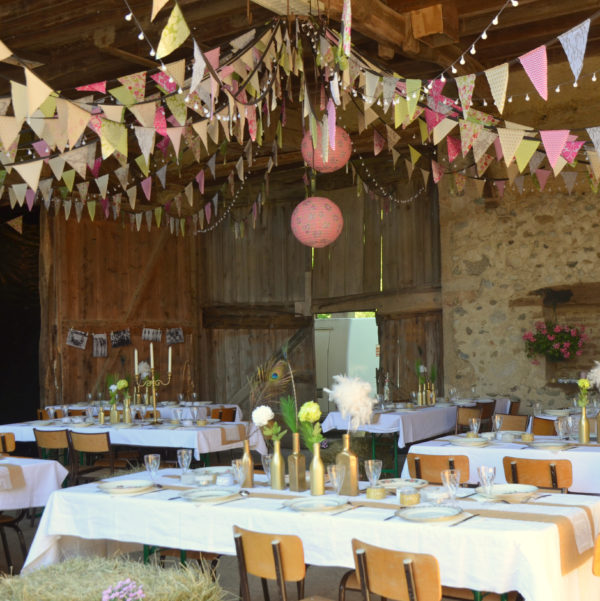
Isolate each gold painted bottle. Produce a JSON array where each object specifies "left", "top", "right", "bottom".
[
  {"left": 242, "top": 439, "right": 254, "bottom": 488},
  {"left": 579, "top": 405, "right": 590, "bottom": 443},
  {"left": 109, "top": 403, "right": 119, "bottom": 424},
  {"left": 123, "top": 396, "right": 132, "bottom": 424},
  {"left": 336, "top": 433, "right": 359, "bottom": 496},
  {"left": 288, "top": 433, "right": 307, "bottom": 492},
  {"left": 310, "top": 442, "right": 325, "bottom": 495},
  {"left": 98, "top": 408, "right": 105, "bottom": 424},
  {"left": 271, "top": 439, "right": 285, "bottom": 490}
]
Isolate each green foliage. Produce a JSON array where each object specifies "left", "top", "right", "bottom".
[
  {"left": 280, "top": 395, "right": 298, "bottom": 433},
  {"left": 299, "top": 420, "right": 324, "bottom": 450},
  {"left": 262, "top": 421, "right": 287, "bottom": 442},
  {"left": 430, "top": 365, "right": 437, "bottom": 384}
]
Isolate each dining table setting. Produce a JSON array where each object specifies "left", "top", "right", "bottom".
[{"left": 22, "top": 455, "right": 600, "bottom": 601}]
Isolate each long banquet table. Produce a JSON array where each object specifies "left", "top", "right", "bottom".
[
  {"left": 402, "top": 435, "right": 600, "bottom": 493},
  {"left": 24, "top": 469, "right": 600, "bottom": 601},
  {"left": 322, "top": 405, "right": 457, "bottom": 448},
  {"left": 0, "top": 421, "right": 266, "bottom": 460}
]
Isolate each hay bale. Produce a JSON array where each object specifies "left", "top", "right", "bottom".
[{"left": 0, "top": 557, "right": 226, "bottom": 601}]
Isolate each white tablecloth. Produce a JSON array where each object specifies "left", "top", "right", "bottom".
[
  {"left": 23, "top": 469, "right": 600, "bottom": 601},
  {"left": 0, "top": 457, "right": 68, "bottom": 510},
  {"left": 0, "top": 421, "right": 266, "bottom": 461},
  {"left": 402, "top": 436, "right": 600, "bottom": 493},
  {"left": 322, "top": 406, "right": 457, "bottom": 448},
  {"left": 457, "top": 397, "right": 512, "bottom": 414}
]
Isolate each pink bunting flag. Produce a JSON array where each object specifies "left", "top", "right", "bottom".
[
  {"left": 87, "top": 115, "right": 102, "bottom": 134},
  {"left": 447, "top": 136, "right": 461, "bottom": 163},
  {"left": 373, "top": 129, "right": 385, "bottom": 156},
  {"left": 141, "top": 176, "right": 152, "bottom": 201},
  {"left": 100, "top": 196, "right": 110, "bottom": 219},
  {"left": 154, "top": 106, "right": 167, "bottom": 137},
  {"left": 196, "top": 170, "right": 205, "bottom": 194},
  {"left": 428, "top": 79, "right": 446, "bottom": 100},
  {"left": 155, "top": 136, "right": 170, "bottom": 157},
  {"left": 519, "top": 45, "right": 548, "bottom": 100},
  {"left": 561, "top": 140, "right": 584, "bottom": 163},
  {"left": 25, "top": 188, "right": 35, "bottom": 211},
  {"left": 540, "top": 130, "right": 570, "bottom": 168},
  {"left": 494, "top": 180, "right": 505, "bottom": 198},
  {"left": 32, "top": 141, "right": 50, "bottom": 158},
  {"left": 425, "top": 108, "right": 445, "bottom": 132},
  {"left": 536, "top": 168, "right": 551, "bottom": 192},
  {"left": 204, "top": 202, "right": 212, "bottom": 224},
  {"left": 431, "top": 160, "right": 444, "bottom": 184},
  {"left": 150, "top": 71, "right": 177, "bottom": 94},
  {"left": 204, "top": 47, "right": 220, "bottom": 72},
  {"left": 76, "top": 81, "right": 106, "bottom": 94},
  {"left": 493, "top": 137, "right": 503, "bottom": 161},
  {"left": 89, "top": 157, "right": 102, "bottom": 178}
]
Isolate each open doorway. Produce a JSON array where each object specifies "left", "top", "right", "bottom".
[{"left": 314, "top": 312, "right": 379, "bottom": 414}]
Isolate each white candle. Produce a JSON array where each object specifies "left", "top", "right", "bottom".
[
  {"left": 150, "top": 343, "right": 154, "bottom": 369},
  {"left": 168, "top": 346, "right": 172, "bottom": 374},
  {"left": 134, "top": 349, "right": 138, "bottom": 375}
]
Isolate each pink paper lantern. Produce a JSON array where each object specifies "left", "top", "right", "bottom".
[
  {"left": 291, "top": 197, "right": 343, "bottom": 248},
  {"left": 301, "top": 126, "right": 352, "bottom": 173}
]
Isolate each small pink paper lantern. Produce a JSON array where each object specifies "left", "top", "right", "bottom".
[
  {"left": 291, "top": 197, "right": 343, "bottom": 248},
  {"left": 301, "top": 126, "right": 352, "bottom": 173}
]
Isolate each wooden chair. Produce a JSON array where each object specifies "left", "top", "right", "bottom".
[
  {"left": 68, "top": 409, "right": 87, "bottom": 416},
  {"left": 37, "top": 408, "right": 65, "bottom": 420},
  {"left": 212, "top": 407, "right": 236, "bottom": 422},
  {"left": 134, "top": 408, "right": 161, "bottom": 420},
  {"left": 33, "top": 428, "right": 70, "bottom": 468},
  {"left": 593, "top": 535, "right": 600, "bottom": 576},
  {"left": 502, "top": 456, "right": 572, "bottom": 493},
  {"left": 531, "top": 417, "right": 556, "bottom": 436},
  {"left": 476, "top": 400, "right": 496, "bottom": 431},
  {"left": 233, "top": 525, "right": 331, "bottom": 601},
  {"left": 455, "top": 407, "right": 482, "bottom": 434},
  {"left": 508, "top": 400, "right": 521, "bottom": 415},
  {"left": 0, "top": 433, "right": 15, "bottom": 454},
  {"left": 406, "top": 454, "right": 470, "bottom": 484},
  {"left": 496, "top": 414, "right": 529, "bottom": 431},
  {"left": 69, "top": 431, "right": 128, "bottom": 484},
  {"left": 350, "top": 538, "right": 441, "bottom": 601}
]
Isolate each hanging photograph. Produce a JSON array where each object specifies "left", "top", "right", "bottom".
[
  {"left": 142, "top": 327, "right": 162, "bottom": 342},
  {"left": 166, "top": 327, "right": 185, "bottom": 345},
  {"left": 110, "top": 329, "right": 132, "bottom": 348},
  {"left": 66, "top": 328, "right": 88, "bottom": 350},
  {"left": 92, "top": 333, "right": 108, "bottom": 358}
]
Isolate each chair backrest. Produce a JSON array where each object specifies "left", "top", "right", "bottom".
[
  {"left": 69, "top": 430, "right": 111, "bottom": 453},
  {"left": 233, "top": 525, "right": 306, "bottom": 601},
  {"left": 509, "top": 400, "right": 521, "bottom": 415},
  {"left": 210, "top": 408, "right": 222, "bottom": 419},
  {"left": 220, "top": 407, "right": 236, "bottom": 422},
  {"left": 37, "top": 408, "right": 64, "bottom": 420},
  {"left": 406, "top": 454, "right": 470, "bottom": 484},
  {"left": 593, "top": 535, "right": 600, "bottom": 576},
  {"left": 455, "top": 407, "right": 482, "bottom": 433},
  {"left": 476, "top": 400, "right": 496, "bottom": 421},
  {"left": 34, "top": 428, "right": 70, "bottom": 451},
  {"left": 0, "top": 432, "right": 15, "bottom": 453},
  {"left": 351, "top": 538, "right": 441, "bottom": 601},
  {"left": 496, "top": 413, "right": 529, "bottom": 431},
  {"left": 502, "top": 456, "right": 572, "bottom": 491},
  {"left": 68, "top": 409, "right": 87, "bottom": 416},
  {"left": 531, "top": 417, "right": 556, "bottom": 436}
]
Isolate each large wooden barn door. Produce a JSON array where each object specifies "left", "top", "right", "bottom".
[{"left": 377, "top": 311, "right": 444, "bottom": 400}]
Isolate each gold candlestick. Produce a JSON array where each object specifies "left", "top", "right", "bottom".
[{"left": 137, "top": 366, "right": 172, "bottom": 423}]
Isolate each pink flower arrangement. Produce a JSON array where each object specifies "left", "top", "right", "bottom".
[
  {"left": 523, "top": 321, "right": 588, "bottom": 361},
  {"left": 102, "top": 579, "right": 145, "bottom": 601}
]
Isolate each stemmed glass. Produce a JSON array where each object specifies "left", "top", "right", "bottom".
[
  {"left": 144, "top": 454, "right": 161, "bottom": 483},
  {"left": 327, "top": 464, "right": 346, "bottom": 495},
  {"left": 46, "top": 407, "right": 55, "bottom": 420},
  {"left": 174, "top": 408, "right": 184, "bottom": 423},
  {"left": 469, "top": 417, "right": 481, "bottom": 435},
  {"left": 449, "top": 387, "right": 458, "bottom": 402},
  {"left": 190, "top": 407, "right": 200, "bottom": 422},
  {"left": 554, "top": 416, "right": 568, "bottom": 439},
  {"left": 364, "top": 459, "right": 382, "bottom": 488},
  {"left": 231, "top": 459, "right": 247, "bottom": 489},
  {"left": 177, "top": 449, "right": 192, "bottom": 478},
  {"left": 441, "top": 469, "right": 460, "bottom": 506},
  {"left": 177, "top": 393, "right": 185, "bottom": 405},
  {"left": 138, "top": 405, "right": 147, "bottom": 423},
  {"left": 471, "top": 385, "right": 477, "bottom": 398},
  {"left": 261, "top": 454, "right": 273, "bottom": 482},
  {"left": 477, "top": 465, "right": 496, "bottom": 497},
  {"left": 493, "top": 414, "right": 503, "bottom": 438}
]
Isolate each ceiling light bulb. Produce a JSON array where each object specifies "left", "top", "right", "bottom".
[
  {"left": 555, "top": 85, "right": 560, "bottom": 93},
  {"left": 451, "top": 66, "right": 457, "bottom": 74},
  {"left": 441, "top": 75, "right": 446, "bottom": 82},
  {"left": 481, "top": 31, "right": 488, "bottom": 40},
  {"left": 460, "top": 56, "right": 465, "bottom": 65},
  {"left": 573, "top": 81, "right": 578, "bottom": 88},
  {"left": 508, "top": 96, "right": 513, "bottom": 103},
  {"left": 483, "top": 99, "right": 487, "bottom": 106},
  {"left": 492, "top": 16, "right": 499, "bottom": 25},
  {"left": 138, "top": 32, "right": 144, "bottom": 40},
  {"left": 511, "top": 0, "right": 518, "bottom": 6},
  {"left": 593, "top": 73, "right": 598, "bottom": 82},
  {"left": 525, "top": 93, "right": 530, "bottom": 101},
  {"left": 149, "top": 49, "right": 156, "bottom": 57},
  {"left": 470, "top": 45, "right": 476, "bottom": 55},
  {"left": 125, "top": 12, "right": 132, "bottom": 21}
]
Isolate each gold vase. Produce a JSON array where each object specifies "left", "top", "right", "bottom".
[
  {"left": 271, "top": 439, "right": 285, "bottom": 490},
  {"left": 109, "top": 403, "right": 119, "bottom": 424},
  {"left": 310, "top": 442, "right": 324, "bottom": 495},
  {"left": 336, "top": 433, "right": 359, "bottom": 496},
  {"left": 579, "top": 405, "right": 590, "bottom": 443},
  {"left": 288, "top": 433, "right": 307, "bottom": 492},
  {"left": 242, "top": 439, "right": 254, "bottom": 488},
  {"left": 123, "top": 396, "right": 132, "bottom": 424}
]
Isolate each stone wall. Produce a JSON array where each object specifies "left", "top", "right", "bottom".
[{"left": 439, "top": 59, "right": 600, "bottom": 411}]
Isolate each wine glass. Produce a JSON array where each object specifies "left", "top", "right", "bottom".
[
  {"left": 177, "top": 449, "right": 192, "bottom": 476},
  {"left": 85, "top": 407, "right": 94, "bottom": 423},
  {"left": 174, "top": 408, "right": 184, "bottom": 423},
  {"left": 471, "top": 385, "right": 477, "bottom": 398},
  {"left": 554, "top": 416, "right": 568, "bottom": 439},
  {"left": 493, "top": 414, "right": 503, "bottom": 437},
  {"left": 231, "top": 459, "right": 247, "bottom": 488},
  {"left": 261, "top": 454, "right": 273, "bottom": 482},
  {"left": 449, "top": 387, "right": 458, "bottom": 402},
  {"left": 441, "top": 469, "right": 460, "bottom": 505},
  {"left": 469, "top": 417, "right": 481, "bottom": 435},
  {"left": 138, "top": 404, "right": 147, "bottom": 423},
  {"left": 364, "top": 459, "right": 382, "bottom": 488},
  {"left": 190, "top": 407, "right": 199, "bottom": 422},
  {"left": 327, "top": 464, "right": 346, "bottom": 495},
  {"left": 144, "top": 454, "right": 161, "bottom": 483},
  {"left": 477, "top": 465, "right": 496, "bottom": 497},
  {"left": 177, "top": 393, "right": 185, "bottom": 405},
  {"left": 191, "top": 392, "right": 198, "bottom": 403}
]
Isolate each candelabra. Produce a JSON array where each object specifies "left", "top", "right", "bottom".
[{"left": 134, "top": 343, "right": 172, "bottom": 424}]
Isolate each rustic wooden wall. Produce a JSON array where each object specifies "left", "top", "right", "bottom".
[{"left": 39, "top": 211, "right": 199, "bottom": 406}]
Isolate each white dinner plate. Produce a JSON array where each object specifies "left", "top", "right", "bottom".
[
  {"left": 396, "top": 504, "right": 463, "bottom": 522},
  {"left": 71, "top": 422, "right": 93, "bottom": 428},
  {"left": 543, "top": 409, "right": 570, "bottom": 417},
  {"left": 194, "top": 467, "right": 233, "bottom": 475},
  {"left": 476, "top": 483, "right": 538, "bottom": 499},
  {"left": 285, "top": 496, "right": 347, "bottom": 512},
  {"left": 448, "top": 436, "right": 489, "bottom": 447},
  {"left": 528, "top": 441, "right": 569, "bottom": 451},
  {"left": 98, "top": 479, "right": 155, "bottom": 495},
  {"left": 181, "top": 488, "right": 239, "bottom": 503},
  {"left": 434, "top": 402, "right": 454, "bottom": 407},
  {"left": 379, "top": 478, "right": 428, "bottom": 490}
]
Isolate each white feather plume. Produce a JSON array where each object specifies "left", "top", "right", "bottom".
[
  {"left": 324, "top": 374, "right": 376, "bottom": 431},
  {"left": 588, "top": 361, "right": 600, "bottom": 389}
]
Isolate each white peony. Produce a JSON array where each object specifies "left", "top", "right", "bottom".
[
  {"left": 109, "top": 384, "right": 117, "bottom": 393},
  {"left": 588, "top": 361, "right": 600, "bottom": 389},
  {"left": 138, "top": 361, "right": 151, "bottom": 379},
  {"left": 252, "top": 405, "right": 274, "bottom": 427}
]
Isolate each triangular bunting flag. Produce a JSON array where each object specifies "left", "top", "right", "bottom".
[
  {"left": 497, "top": 127, "right": 526, "bottom": 167},
  {"left": 165, "top": 59, "right": 186, "bottom": 87},
  {"left": 456, "top": 74, "right": 476, "bottom": 113},
  {"left": 141, "top": 176, "right": 152, "bottom": 201},
  {"left": 459, "top": 120, "right": 482, "bottom": 157},
  {"left": 472, "top": 129, "right": 497, "bottom": 164},
  {"left": 114, "top": 165, "right": 129, "bottom": 190},
  {"left": 561, "top": 140, "right": 584, "bottom": 164},
  {"left": 135, "top": 127, "right": 156, "bottom": 162},
  {"left": 166, "top": 126, "right": 185, "bottom": 156},
  {"left": 63, "top": 146, "right": 88, "bottom": 179},
  {"left": 405, "top": 159, "right": 414, "bottom": 179},
  {"left": 185, "top": 182, "right": 194, "bottom": 207},
  {"left": 519, "top": 45, "right": 548, "bottom": 100},
  {"left": 117, "top": 71, "right": 146, "bottom": 102},
  {"left": 405, "top": 79, "right": 421, "bottom": 120},
  {"left": 207, "top": 154, "right": 216, "bottom": 178},
  {"left": 155, "top": 206, "right": 162, "bottom": 227},
  {"left": 66, "top": 101, "right": 91, "bottom": 149},
  {"left": 420, "top": 168, "right": 430, "bottom": 186},
  {"left": 515, "top": 139, "right": 540, "bottom": 173},
  {"left": 39, "top": 178, "right": 53, "bottom": 205},
  {"left": 151, "top": 0, "right": 170, "bottom": 20},
  {"left": 75, "top": 201, "right": 83, "bottom": 223},
  {"left": 24, "top": 68, "right": 53, "bottom": 116},
  {"left": 156, "top": 4, "right": 190, "bottom": 59},
  {"left": 0, "top": 116, "right": 22, "bottom": 150},
  {"left": 485, "top": 63, "right": 509, "bottom": 113},
  {"left": 135, "top": 155, "right": 150, "bottom": 177},
  {"left": 431, "top": 160, "right": 444, "bottom": 184},
  {"left": 76, "top": 181, "right": 89, "bottom": 202},
  {"left": 12, "top": 183, "right": 27, "bottom": 207},
  {"left": 14, "top": 159, "right": 43, "bottom": 191},
  {"left": 540, "top": 130, "right": 570, "bottom": 168},
  {"left": 476, "top": 153, "right": 494, "bottom": 177},
  {"left": 408, "top": 145, "right": 421, "bottom": 166},
  {"left": 454, "top": 173, "right": 466, "bottom": 194},
  {"left": 447, "top": 136, "right": 461, "bottom": 163},
  {"left": 6, "top": 216, "right": 22, "bottom": 234},
  {"left": 191, "top": 41, "right": 206, "bottom": 93},
  {"left": 62, "top": 169, "right": 75, "bottom": 192},
  {"left": 586, "top": 127, "right": 600, "bottom": 155},
  {"left": 536, "top": 168, "right": 551, "bottom": 191},
  {"left": 63, "top": 199, "right": 72, "bottom": 220},
  {"left": 529, "top": 151, "right": 545, "bottom": 173},
  {"left": 559, "top": 19, "right": 590, "bottom": 83},
  {"left": 87, "top": 200, "right": 96, "bottom": 221},
  {"left": 386, "top": 125, "right": 401, "bottom": 149},
  {"left": 129, "top": 102, "right": 156, "bottom": 128},
  {"left": 587, "top": 149, "right": 600, "bottom": 180},
  {"left": 127, "top": 186, "right": 137, "bottom": 210},
  {"left": 562, "top": 171, "right": 578, "bottom": 194},
  {"left": 95, "top": 174, "right": 109, "bottom": 198},
  {"left": 157, "top": 164, "right": 168, "bottom": 189},
  {"left": 552, "top": 155, "right": 567, "bottom": 177},
  {"left": 0, "top": 39, "right": 13, "bottom": 62},
  {"left": 373, "top": 129, "right": 385, "bottom": 156},
  {"left": 432, "top": 118, "right": 457, "bottom": 146}
]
